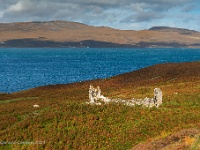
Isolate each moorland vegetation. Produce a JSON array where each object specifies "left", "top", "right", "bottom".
[{"left": 0, "top": 61, "right": 200, "bottom": 149}]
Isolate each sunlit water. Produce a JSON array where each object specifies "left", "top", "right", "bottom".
[{"left": 0, "top": 48, "right": 200, "bottom": 93}]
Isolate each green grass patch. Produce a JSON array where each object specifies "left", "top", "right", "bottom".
[
  {"left": 0, "top": 80, "right": 200, "bottom": 149},
  {"left": 0, "top": 97, "right": 38, "bottom": 104}
]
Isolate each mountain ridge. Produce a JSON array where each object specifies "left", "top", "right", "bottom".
[
  {"left": 149, "top": 26, "right": 198, "bottom": 34},
  {"left": 1, "top": 20, "right": 200, "bottom": 48}
]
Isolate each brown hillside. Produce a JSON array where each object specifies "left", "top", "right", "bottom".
[
  {"left": 0, "top": 21, "right": 200, "bottom": 47},
  {"left": 109, "top": 61, "right": 200, "bottom": 86},
  {"left": 132, "top": 128, "right": 200, "bottom": 150}
]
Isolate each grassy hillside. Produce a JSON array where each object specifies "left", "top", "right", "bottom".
[
  {"left": 0, "top": 61, "right": 200, "bottom": 149},
  {"left": 1, "top": 21, "right": 200, "bottom": 48}
]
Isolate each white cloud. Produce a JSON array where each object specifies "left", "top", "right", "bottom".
[
  {"left": 0, "top": 0, "right": 200, "bottom": 31},
  {"left": 7, "top": 0, "right": 34, "bottom": 13}
]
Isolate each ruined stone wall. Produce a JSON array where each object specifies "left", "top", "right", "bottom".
[{"left": 87, "top": 85, "right": 163, "bottom": 108}]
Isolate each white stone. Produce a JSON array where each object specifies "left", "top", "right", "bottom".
[{"left": 33, "top": 104, "right": 39, "bottom": 108}]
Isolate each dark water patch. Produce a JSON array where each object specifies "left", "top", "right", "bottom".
[{"left": 0, "top": 48, "right": 200, "bottom": 93}]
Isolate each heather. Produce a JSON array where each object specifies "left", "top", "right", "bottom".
[{"left": 0, "top": 62, "right": 200, "bottom": 149}]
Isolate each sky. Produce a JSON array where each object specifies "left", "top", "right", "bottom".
[{"left": 0, "top": 0, "right": 200, "bottom": 31}]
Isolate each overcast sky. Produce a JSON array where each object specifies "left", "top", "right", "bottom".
[{"left": 0, "top": 0, "right": 200, "bottom": 31}]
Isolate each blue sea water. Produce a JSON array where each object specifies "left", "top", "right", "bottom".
[{"left": 0, "top": 48, "right": 200, "bottom": 93}]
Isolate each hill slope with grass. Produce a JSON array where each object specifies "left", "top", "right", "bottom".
[
  {"left": 0, "top": 61, "right": 200, "bottom": 149},
  {"left": 1, "top": 21, "right": 200, "bottom": 48}
]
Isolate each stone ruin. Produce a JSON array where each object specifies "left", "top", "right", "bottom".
[
  {"left": 87, "top": 85, "right": 162, "bottom": 108},
  {"left": 88, "top": 85, "right": 111, "bottom": 105},
  {"left": 154, "top": 88, "right": 162, "bottom": 107}
]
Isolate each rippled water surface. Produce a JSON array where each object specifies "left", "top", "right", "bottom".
[{"left": 0, "top": 48, "right": 200, "bottom": 92}]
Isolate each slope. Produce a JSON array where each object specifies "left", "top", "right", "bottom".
[
  {"left": 1, "top": 21, "right": 200, "bottom": 48},
  {"left": 0, "top": 61, "right": 199, "bottom": 149}
]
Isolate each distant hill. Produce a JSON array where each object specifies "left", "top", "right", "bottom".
[
  {"left": 0, "top": 21, "right": 200, "bottom": 48},
  {"left": 149, "top": 26, "right": 198, "bottom": 35}
]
